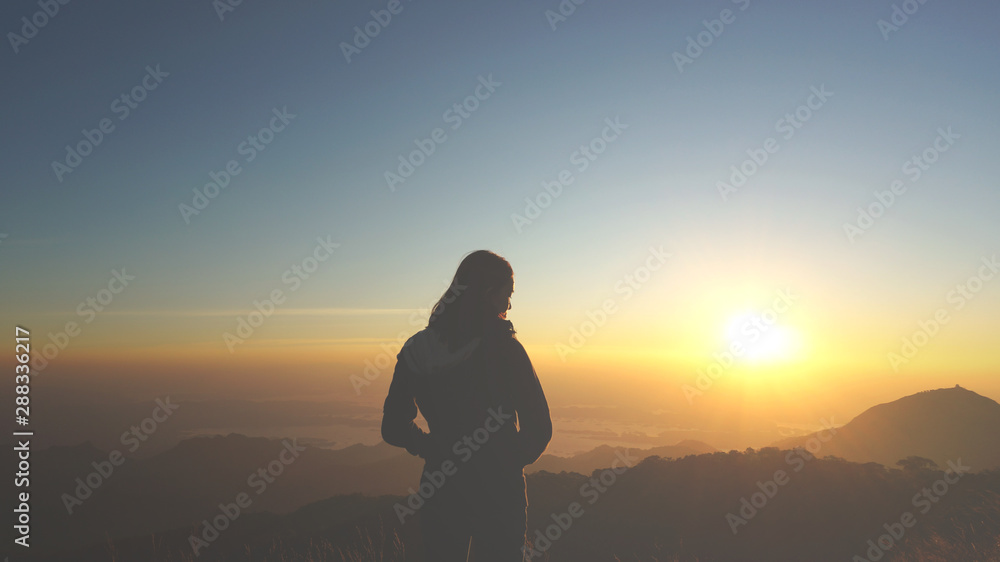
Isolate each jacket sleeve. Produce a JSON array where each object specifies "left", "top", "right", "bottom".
[
  {"left": 506, "top": 338, "right": 552, "bottom": 466},
  {"left": 381, "top": 347, "right": 432, "bottom": 458}
]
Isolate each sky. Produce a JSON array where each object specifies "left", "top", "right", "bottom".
[{"left": 2, "top": 0, "right": 998, "bottom": 453}]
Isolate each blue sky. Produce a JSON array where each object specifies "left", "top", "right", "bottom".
[{"left": 1, "top": 0, "right": 998, "bottom": 390}]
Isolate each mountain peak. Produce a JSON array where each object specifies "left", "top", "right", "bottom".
[
  {"left": 858, "top": 385, "right": 1000, "bottom": 424},
  {"left": 773, "top": 386, "right": 1000, "bottom": 471}
]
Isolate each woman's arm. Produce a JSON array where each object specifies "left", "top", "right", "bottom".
[
  {"left": 506, "top": 338, "right": 553, "bottom": 466},
  {"left": 381, "top": 349, "right": 432, "bottom": 458}
]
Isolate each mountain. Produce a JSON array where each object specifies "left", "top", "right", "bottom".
[
  {"left": 17, "top": 434, "right": 423, "bottom": 554},
  {"left": 17, "top": 385, "right": 1000, "bottom": 557},
  {"left": 19, "top": 433, "right": 716, "bottom": 553},
  {"left": 528, "top": 440, "right": 717, "bottom": 474},
  {"left": 772, "top": 385, "right": 1000, "bottom": 471},
  {"left": 27, "top": 450, "right": 1000, "bottom": 562}
]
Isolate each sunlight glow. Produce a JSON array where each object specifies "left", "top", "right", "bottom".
[{"left": 724, "top": 311, "right": 804, "bottom": 365}]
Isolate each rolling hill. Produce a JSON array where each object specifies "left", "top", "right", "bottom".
[
  {"left": 773, "top": 385, "right": 1000, "bottom": 470},
  {"left": 528, "top": 440, "right": 717, "bottom": 474}
]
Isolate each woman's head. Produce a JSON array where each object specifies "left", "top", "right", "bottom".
[{"left": 428, "top": 250, "right": 515, "bottom": 347}]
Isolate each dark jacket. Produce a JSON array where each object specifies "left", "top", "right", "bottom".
[{"left": 381, "top": 318, "right": 552, "bottom": 506}]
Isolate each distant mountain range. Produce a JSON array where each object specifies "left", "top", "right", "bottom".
[
  {"left": 16, "top": 432, "right": 716, "bottom": 554},
  {"left": 30, "top": 449, "right": 1000, "bottom": 561},
  {"left": 15, "top": 434, "right": 418, "bottom": 553},
  {"left": 528, "top": 440, "right": 717, "bottom": 474},
  {"left": 772, "top": 385, "right": 1000, "bottom": 470},
  {"left": 12, "top": 385, "right": 1000, "bottom": 557}
]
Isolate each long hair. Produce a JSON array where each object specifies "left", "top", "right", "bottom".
[{"left": 428, "top": 250, "right": 515, "bottom": 351}]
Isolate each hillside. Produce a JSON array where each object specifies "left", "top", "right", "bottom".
[
  {"left": 13, "top": 386, "right": 1000, "bottom": 559},
  {"left": 26, "top": 450, "right": 1000, "bottom": 561},
  {"left": 528, "top": 440, "right": 717, "bottom": 474},
  {"left": 773, "top": 385, "right": 1000, "bottom": 470},
  {"left": 14, "top": 434, "right": 423, "bottom": 554},
  {"left": 16, "top": 433, "right": 717, "bottom": 554}
]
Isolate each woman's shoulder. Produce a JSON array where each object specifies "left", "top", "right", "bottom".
[
  {"left": 486, "top": 319, "right": 534, "bottom": 363},
  {"left": 486, "top": 317, "right": 518, "bottom": 340}
]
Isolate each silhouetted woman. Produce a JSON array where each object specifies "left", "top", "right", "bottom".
[{"left": 381, "top": 250, "right": 552, "bottom": 562}]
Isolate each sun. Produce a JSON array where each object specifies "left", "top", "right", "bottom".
[{"left": 724, "top": 311, "right": 803, "bottom": 365}]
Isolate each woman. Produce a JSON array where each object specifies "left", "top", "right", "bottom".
[{"left": 381, "top": 250, "right": 552, "bottom": 561}]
